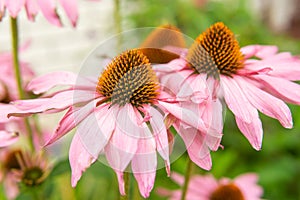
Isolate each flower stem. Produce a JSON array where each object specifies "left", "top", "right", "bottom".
[
  {"left": 181, "top": 157, "right": 193, "bottom": 200},
  {"left": 120, "top": 172, "right": 130, "bottom": 200},
  {"left": 10, "top": 17, "right": 35, "bottom": 152}
]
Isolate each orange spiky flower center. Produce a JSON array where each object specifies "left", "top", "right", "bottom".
[
  {"left": 210, "top": 183, "right": 245, "bottom": 200},
  {"left": 187, "top": 22, "right": 244, "bottom": 77},
  {"left": 97, "top": 50, "right": 159, "bottom": 107}
]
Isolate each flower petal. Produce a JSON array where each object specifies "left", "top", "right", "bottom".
[
  {"left": 235, "top": 76, "right": 292, "bottom": 128},
  {"left": 105, "top": 104, "right": 139, "bottom": 172},
  {"left": 235, "top": 111, "right": 263, "bottom": 151},
  {"left": 5, "top": 0, "right": 25, "bottom": 18},
  {"left": 69, "top": 133, "right": 96, "bottom": 187},
  {"left": 149, "top": 107, "right": 170, "bottom": 175},
  {"left": 25, "top": 0, "right": 39, "bottom": 21},
  {"left": 78, "top": 103, "right": 117, "bottom": 158},
  {"left": 221, "top": 76, "right": 256, "bottom": 123},
  {"left": 234, "top": 173, "right": 263, "bottom": 200},
  {"left": 0, "top": 131, "right": 18, "bottom": 147},
  {"left": 58, "top": 0, "right": 78, "bottom": 27},
  {"left": 37, "top": 0, "right": 62, "bottom": 26},
  {"left": 241, "top": 45, "right": 278, "bottom": 59},
  {"left": 257, "top": 75, "right": 300, "bottom": 105},
  {"left": 45, "top": 99, "right": 96, "bottom": 146},
  {"left": 132, "top": 130, "right": 157, "bottom": 198}
]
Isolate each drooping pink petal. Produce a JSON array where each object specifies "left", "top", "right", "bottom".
[
  {"left": 115, "top": 171, "right": 125, "bottom": 196},
  {"left": 256, "top": 75, "right": 300, "bottom": 105},
  {"left": 37, "top": 0, "right": 62, "bottom": 26},
  {"left": 25, "top": 0, "right": 39, "bottom": 21},
  {"left": 235, "top": 76, "right": 293, "bottom": 128},
  {"left": 69, "top": 133, "right": 96, "bottom": 187},
  {"left": 221, "top": 76, "right": 257, "bottom": 124},
  {"left": 149, "top": 107, "right": 170, "bottom": 175},
  {"left": 78, "top": 103, "right": 117, "bottom": 158},
  {"left": 105, "top": 104, "right": 139, "bottom": 172},
  {"left": 45, "top": 99, "right": 97, "bottom": 146},
  {"left": 58, "top": 0, "right": 78, "bottom": 27},
  {"left": 5, "top": 0, "right": 25, "bottom": 18},
  {"left": 177, "top": 125, "right": 212, "bottom": 170},
  {"left": 0, "top": 103, "right": 22, "bottom": 123},
  {"left": 0, "top": 131, "right": 18, "bottom": 147},
  {"left": 158, "top": 101, "right": 207, "bottom": 133},
  {"left": 131, "top": 128, "right": 157, "bottom": 198},
  {"left": 235, "top": 110, "right": 263, "bottom": 150}
]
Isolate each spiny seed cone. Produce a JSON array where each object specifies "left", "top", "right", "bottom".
[
  {"left": 140, "top": 24, "right": 186, "bottom": 49},
  {"left": 187, "top": 22, "right": 244, "bottom": 77},
  {"left": 97, "top": 50, "right": 159, "bottom": 107}
]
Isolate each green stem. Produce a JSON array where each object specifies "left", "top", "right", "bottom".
[
  {"left": 120, "top": 172, "right": 130, "bottom": 200},
  {"left": 114, "top": 0, "right": 122, "bottom": 51},
  {"left": 10, "top": 17, "right": 35, "bottom": 152},
  {"left": 181, "top": 157, "right": 193, "bottom": 200}
]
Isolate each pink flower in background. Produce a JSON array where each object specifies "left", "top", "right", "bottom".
[
  {"left": 158, "top": 173, "right": 263, "bottom": 200},
  {"left": 0, "top": 131, "right": 18, "bottom": 147},
  {"left": 157, "top": 22, "right": 300, "bottom": 150},
  {"left": 5, "top": 49, "right": 211, "bottom": 198},
  {"left": 0, "top": 0, "right": 78, "bottom": 27}
]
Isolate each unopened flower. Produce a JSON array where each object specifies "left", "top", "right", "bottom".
[
  {"left": 156, "top": 22, "right": 300, "bottom": 150},
  {"left": 6, "top": 49, "right": 208, "bottom": 198},
  {"left": 0, "top": 0, "right": 78, "bottom": 27},
  {"left": 158, "top": 173, "right": 263, "bottom": 200}
]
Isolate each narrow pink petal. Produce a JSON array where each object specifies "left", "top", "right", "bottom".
[
  {"left": 170, "top": 172, "right": 184, "bottom": 185},
  {"left": 257, "top": 75, "right": 300, "bottom": 105},
  {"left": 105, "top": 105, "right": 139, "bottom": 171},
  {"left": 5, "top": 0, "right": 25, "bottom": 18},
  {"left": 177, "top": 125, "right": 212, "bottom": 170},
  {"left": 37, "top": 0, "right": 62, "bottom": 26},
  {"left": 115, "top": 170, "right": 125, "bottom": 196},
  {"left": 132, "top": 134, "right": 157, "bottom": 198},
  {"left": 0, "top": 103, "right": 22, "bottom": 123},
  {"left": 10, "top": 90, "right": 98, "bottom": 117},
  {"left": 149, "top": 107, "right": 170, "bottom": 174},
  {"left": 221, "top": 76, "right": 256, "bottom": 123},
  {"left": 25, "top": 0, "right": 39, "bottom": 21},
  {"left": 235, "top": 76, "right": 292, "bottom": 128},
  {"left": 241, "top": 45, "right": 278, "bottom": 59},
  {"left": 27, "top": 71, "right": 77, "bottom": 94},
  {"left": 78, "top": 103, "right": 117, "bottom": 158},
  {"left": 45, "top": 99, "right": 96, "bottom": 146},
  {"left": 58, "top": 0, "right": 78, "bottom": 27},
  {"left": 158, "top": 101, "right": 207, "bottom": 133},
  {"left": 235, "top": 111, "right": 263, "bottom": 151},
  {"left": 0, "top": 131, "right": 18, "bottom": 147},
  {"left": 153, "top": 58, "right": 188, "bottom": 73},
  {"left": 69, "top": 133, "right": 96, "bottom": 187}
]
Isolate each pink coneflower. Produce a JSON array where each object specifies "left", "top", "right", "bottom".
[
  {"left": 7, "top": 49, "right": 212, "bottom": 197},
  {"left": 0, "top": 149, "right": 49, "bottom": 199},
  {"left": 156, "top": 22, "right": 300, "bottom": 150},
  {"left": 0, "top": 0, "right": 78, "bottom": 27},
  {"left": 158, "top": 173, "right": 263, "bottom": 200}
]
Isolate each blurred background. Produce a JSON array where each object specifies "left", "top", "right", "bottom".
[{"left": 0, "top": 0, "right": 300, "bottom": 199}]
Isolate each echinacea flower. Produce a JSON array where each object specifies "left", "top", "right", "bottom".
[
  {"left": 6, "top": 49, "right": 209, "bottom": 198},
  {"left": 0, "top": 0, "right": 78, "bottom": 27},
  {"left": 157, "top": 172, "right": 263, "bottom": 200},
  {"left": 0, "top": 149, "right": 49, "bottom": 199},
  {"left": 156, "top": 22, "right": 300, "bottom": 150}
]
